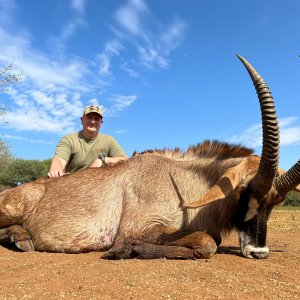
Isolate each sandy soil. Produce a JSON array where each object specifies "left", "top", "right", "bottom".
[{"left": 0, "top": 209, "right": 299, "bottom": 300}]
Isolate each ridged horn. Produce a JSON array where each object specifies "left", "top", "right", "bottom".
[
  {"left": 274, "top": 159, "right": 300, "bottom": 196},
  {"left": 237, "top": 54, "right": 280, "bottom": 197}
]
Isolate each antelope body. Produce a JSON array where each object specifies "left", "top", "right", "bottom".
[{"left": 0, "top": 55, "right": 299, "bottom": 259}]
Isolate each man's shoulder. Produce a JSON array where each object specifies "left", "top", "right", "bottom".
[
  {"left": 98, "top": 133, "right": 126, "bottom": 157},
  {"left": 58, "top": 132, "right": 81, "bottom": 146},
  {"left": 97, "top": 133, "right": 119, "bottom": 146}
]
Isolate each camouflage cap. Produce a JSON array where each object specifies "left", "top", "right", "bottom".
[{"left": 83, "top": 105, "right": 103, "bottom": 117}]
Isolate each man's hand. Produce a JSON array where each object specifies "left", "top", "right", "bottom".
[
  {"left": 48, "top": 157, "right": 67, "bottom": 178},
  {"left": 48, "top": 169, "right": 65, "bottom": 178},
  {"left": 90, "top": 156, "right": 128, "bottom": 168},
  {"left": 90, "top": 158, "right": 103, "bottom": 168},
  {"left": 105, "top": 156, "right": 128, "bottom": 166}
]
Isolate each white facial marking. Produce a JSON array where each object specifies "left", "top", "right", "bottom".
[
  {"left": 239, "top": 232, "right": 269, "bottom": 258},
  {"left": 244, "top": 197, "right": 259, "bottom": 221}
]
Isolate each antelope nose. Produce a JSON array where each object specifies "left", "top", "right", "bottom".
[{"left": 251, "top": 251, "right": 269, "bottom": 259}]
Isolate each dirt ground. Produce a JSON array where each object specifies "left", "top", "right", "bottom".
[{"left": 0, "top": 210, "right": 299, "bottom": 300}]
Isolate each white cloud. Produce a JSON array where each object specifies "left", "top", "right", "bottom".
[
  {"left": 120, "top": 62, "right": 140, "bottom": 78},
  {"left": 4, "top": 109, "right": 78, "bottom": 134},
  {"left": 105, "top": 94, "right": 137, "bottom": 116},
  {"left": 98, "top": 40, "right": 123, "bottom": 76},
  {"left": 1, "top": 0, "right": 182, "bottom": 136},
  {"left": 278, "top": 117, "right": 297, "bottom": 127},
  {"left": 3, "top": 134, "right": 54, "bottom": 145},
  {"left": 280, "top": 127, "right": 300, "bottom": 145},
  {"left": 46, "top": 0, "right": 88, "bottom": 53},
  {"left": 115, "top": 0, "right": 148, "bottom": 37},
  {"left": 0, "top": 28, "right": 95, "bottom": 92},
  {"left": 228, "top": 117, "right": 300, "bottom": 148},
  {"left": 98, "top": 0, "right": 187, "bottom": 75},
  {"left": 160, "top": 18, "right": 187, "bottom": 55},
  {"left": 60, "top": 19, "right": 85, "bottom": 41},
  {"left": 0, "top": 24, "right": 111, "bottom": 135},
  {"left": 71, "top": 0, "right": 87, "bottom": 15},
  {"left": 229, "top": 123, "right": 261, "bottom": 148},
  {"left": 0, "top": 0, "right": 16, "bottom": 27},
  {"left": 31, "top": 91, "right": 54, "bottom": 109},
  {"left": 87, "top": 98, "right": 100, "bottom": 107},
  {"left": 115, "top": 129, "right": 127, "bottom": 134},
  {"left": 98, "top": 54, "right": 110, "bottom": 75},
  {"left": 138, "top": 47, "right": 169, "bottom": 69}
]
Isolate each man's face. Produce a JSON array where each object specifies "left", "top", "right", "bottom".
[{"left": 81, "top": 112, "right": 102, "bottom": 133}]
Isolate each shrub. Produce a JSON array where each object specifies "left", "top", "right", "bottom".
[{"left": 283, "top": 191, "right": 300, "bottom": 207}]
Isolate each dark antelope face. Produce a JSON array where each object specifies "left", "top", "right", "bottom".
[{"left": 234, "top": 188, "right": 284, "bottom": 259}]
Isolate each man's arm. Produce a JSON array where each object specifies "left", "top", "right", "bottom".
[
  {"left": 90, "top": 156, "right": 127, "bottom": 168},
  {"left": 48, "top": 157, "right": 67, "bottom": 178},
  {"left": 90, "top": 135, "right": 128, "bottom": 168}
]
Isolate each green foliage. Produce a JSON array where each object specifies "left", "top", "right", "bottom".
[
  {"left": 42, "top": 158, "right": 52, "bottom": 173},
  {"left": 0, "top": 139, "right": 12, "bottom": 170},
  {"left": 0, "top": 64, "right": 29, "bottom": 191},
  {"left": 0, "top": 105, "right": 5, "bottom": 117},
  {"left": 1, "top": 64, "right": 22, "bottom": 117},
  {"left": 0, "top": 139, "right": 13, "bottom": 191},
  {"left": 283, "top": 191, "right": 300, "bottom": 207},
  {"left": 1, "top": 63, "right": 22, "bottom": 182},
  {"left": 0, "top": 158, "right": 50, "bottom": 188},
  {"left": 0, "top": 64, "right": 23, "bottom": 92}
]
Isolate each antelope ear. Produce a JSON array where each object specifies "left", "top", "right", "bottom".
[
  {"left": 182, "top": 184, "right": 227, "bottom": 209},
  {"left": 183, "top": 157, "right": 260, "bottom": 209},
  {"left": 183, "top": 168, "right": 242, "bottom": 209}
]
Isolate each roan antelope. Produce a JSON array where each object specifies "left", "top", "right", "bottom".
[{"left": 0, "top": 55, "right": 299, "bottom": 259}]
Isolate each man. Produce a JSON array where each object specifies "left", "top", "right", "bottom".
[{"left": 48, "top": 105, "right": 127, "bottom": 178}]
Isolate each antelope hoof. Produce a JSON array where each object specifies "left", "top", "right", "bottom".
[
  {"left": 193, "top": 244, "right": 217, "bottom": 259},
  {"left": 102, "top": 244, "right": 134, "bottom": 260},
  {"left": 15, "top": 240, "right": 35, "bottom": 252},
  {"left": 102, "top": 249, "right": 132, "bottom": 260}
]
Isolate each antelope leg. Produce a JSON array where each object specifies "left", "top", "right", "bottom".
[{"left": 0, "top": 225, "right": 34, "bottom": 252}]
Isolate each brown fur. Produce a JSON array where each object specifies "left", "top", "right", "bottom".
[
  {"left": 132, "top": 147, "right": 185, "bottom": 159},
  {"left": 187, "top": 140, "right": 254, "bottom": 159},
  {"left": 133, "top": 140, "right": 253, "bottom": 160}
]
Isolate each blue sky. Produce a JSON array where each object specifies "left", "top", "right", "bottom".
[{"left": 0, "top": 0, "right": 299, "bottom": 170}]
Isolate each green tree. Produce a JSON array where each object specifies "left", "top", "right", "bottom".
[
  {"left": 0, "top": 64, "right": 23, "bottom": 190},
  {"left": 0, "top": 139, "right": 13, "bottom": 191},
  {"left": 42, "top": 158, "right": 52, "bottom": 174},
  {"left": 0, "top": 159, "right": 49, "bottom": 187},
  {"left": 0, "top": 139, "right": 12, "bottom": 170},
  {"left": 0, "top": 64, "right": 22, "bottom": 92},
  {"left": 1, "top": 64, "right": 22, "bottom": 117},
  {"left": 284, "top": 191, "right": 300, "bottom": 206}
]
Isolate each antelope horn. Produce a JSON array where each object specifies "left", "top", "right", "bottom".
[
  {"left": 237, "top": 54, "right": 280, "bottom": 198},
  {"left": 273, "top": 159, "right": 300, "bottom": 196}
]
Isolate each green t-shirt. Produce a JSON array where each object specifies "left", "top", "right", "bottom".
[{"left": 54, "top": 131, "right": 127, "bottom": 173}]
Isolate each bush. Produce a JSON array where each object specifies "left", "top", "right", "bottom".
[
  {"left": 283, "top": 191, "right": 300, "bottom": 207},
  {"left": 0, "top": 139, "right": 12, "bottom": 170},
  {"left": 0, "top": 158, "right": 50, "bottom": 188}
]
